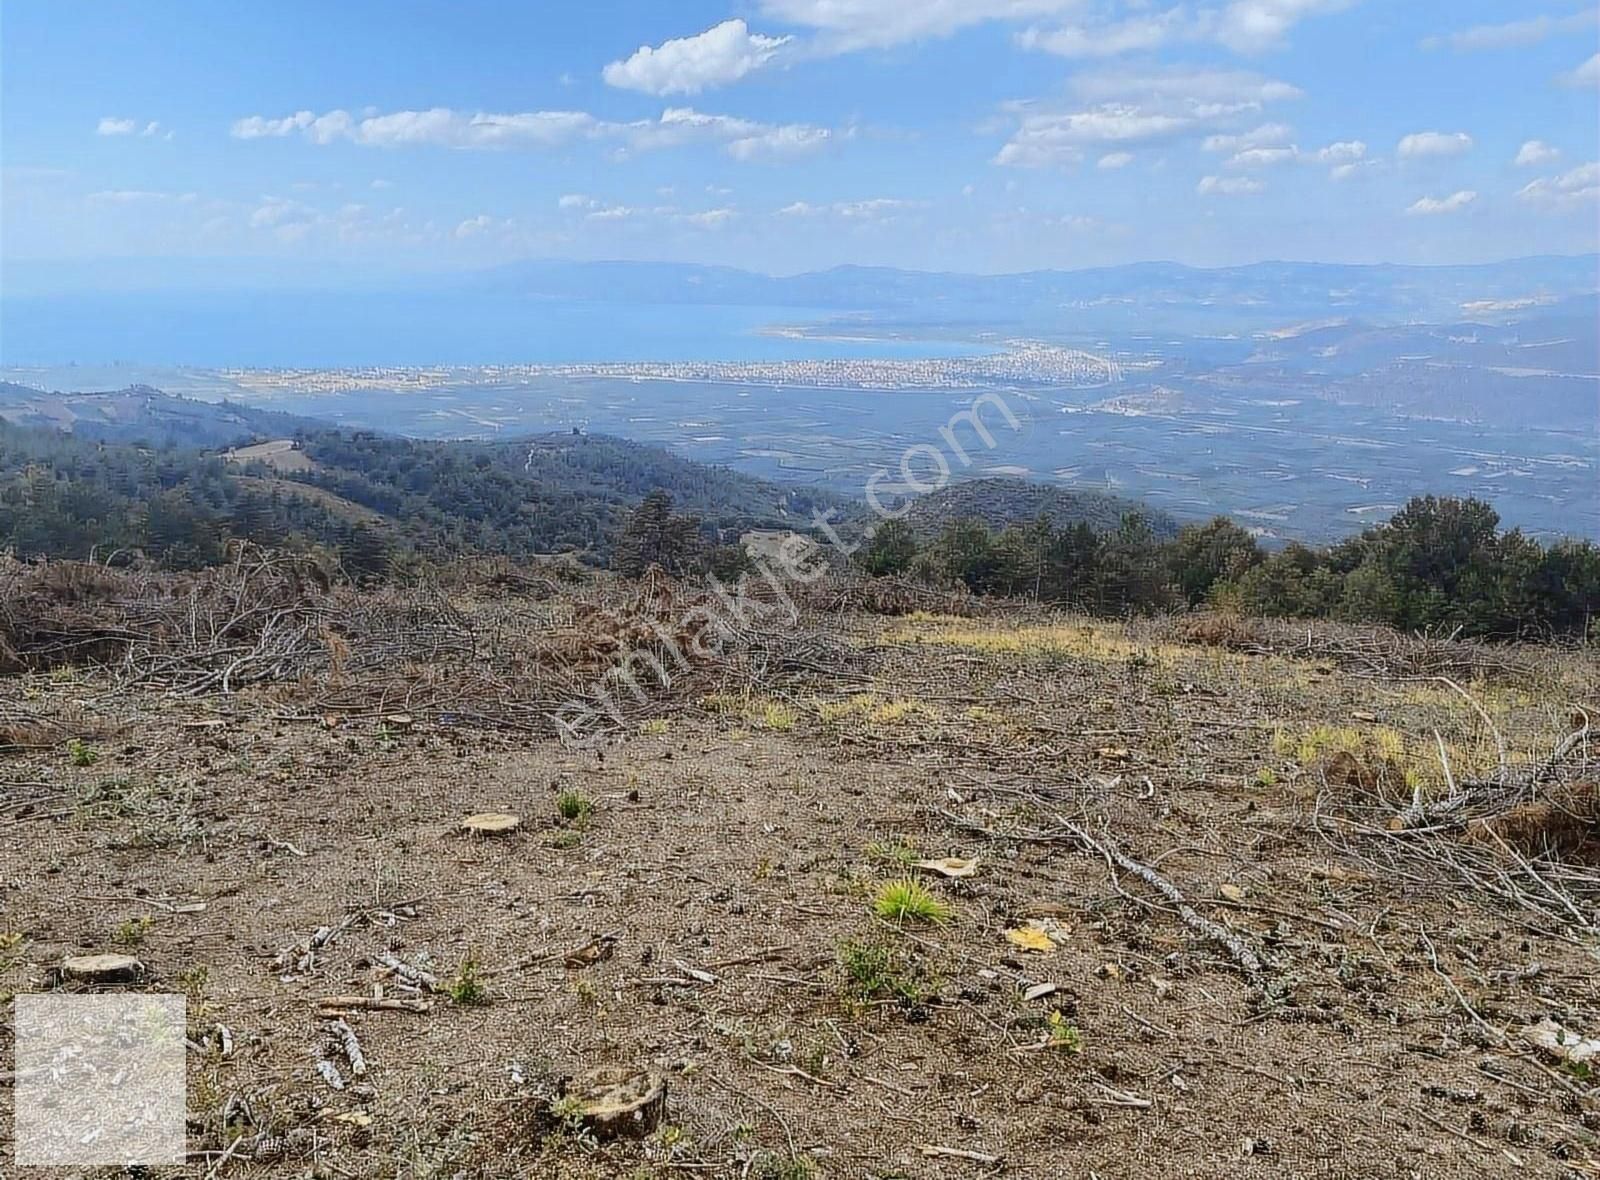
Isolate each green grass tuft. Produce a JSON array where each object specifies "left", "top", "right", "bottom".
[{"left": 872, "top": 877, "right": 952, "bottom": 925}]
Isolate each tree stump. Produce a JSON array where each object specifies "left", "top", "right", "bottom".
[
  {"left": 563, "top": 1066, "right": 667, "bottom": 1139},
  {"left": 459, "top": 812, "right": 520, "bottom": 836},
  {"left": 60, "top": 953, "right": 144, "bottom": 983}
]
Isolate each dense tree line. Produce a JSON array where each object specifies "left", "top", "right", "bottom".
[
  {"left": 0, "top": 422, "right": 806, "bottom": 578},
  {"left": 6, "top": 416, "right": 1596, "bottom": 639},
  {"left": 860, "top": 496, "right": 1600, "bottom": 640}
]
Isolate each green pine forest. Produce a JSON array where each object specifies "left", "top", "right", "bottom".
[{"left": 1, "top": 408, "right": 1596, "bottom": 641}]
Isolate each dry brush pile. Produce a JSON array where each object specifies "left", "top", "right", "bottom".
[{"left": 0, "top": 551, "right": 876, "bottom": 741}]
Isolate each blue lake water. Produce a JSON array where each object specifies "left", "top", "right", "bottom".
[{"left": 0, "top": 292, "right": 983, "bottom": 367}]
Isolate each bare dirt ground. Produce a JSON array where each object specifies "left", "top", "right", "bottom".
[{"left": 2, "top": 577, "right": 1598, "bottom": 1179}]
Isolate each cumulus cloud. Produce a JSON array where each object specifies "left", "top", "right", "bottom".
[
  {"left": 230, "top": 105, "right": 834, "bottom": 161},
  {"left": 757, "top": 0, "right": 1078, "bottom": 51},
  {"left": 1313, "top": 140, "right": 1365, "bottom": 165},
  {"left": 1017, "top": 11, "right": 1184, "bottom": 58},
  {"left": 995, "top": 68, "right": 1301, "bottom": 168},
  {"left": 1560, "top": 52, "right": 1600, "bottom": 88},
  {"left": 778, "top": 196, "right": 922, "bottom": 219},
  {"left": 555, "top": 197, "right": 742, "bottom": 229},
  {"left": 1097, "top": 151, "right": 1134, "bottom": 169},
  {"left": 96, "top": 117, "right": 138, "bottom": 136},
  {"left": 1202, "top": 122, "right": 1293, "bottom": 153},
  {"left": 454, "top": 214, "right": 495, "bottom": 239},
  {"left": 1514, "top": 140, "right": 1560, "bottom": 167},
  {"left": 1228, "top": 145, "right": 1298, "bottom": 168},
  {"left": 1330, "top": 160, "right": 1376, "bottom": 180},
  {"left": 1397, "top": 130, "right": 1473, "bottom": 158},
  {"left": 1422, "top": 10, "right": 1597, "bottom": 52},
  {"left": 1517, "top": 161, "right": 1599, "bottom": 209},
  {"left": 1197, "top": 174, "right": 1263, "bottom": 195},
  {"left": 1213, "top": 0, "right": 1354, "bottom": 53},
  {"left": 1405, "top": 190, "right": 1476, "bottom": 215},
  {"left": 682, "top": 206, "right": 737, "bottom": 227},
  {"left": 1020, "top": 0, "right": 1350, "bottom": 58},
  {"left": 603, "top": 20, "right": 791, "bottom": 95}
]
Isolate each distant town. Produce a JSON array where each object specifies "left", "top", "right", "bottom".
[{"left": 220, "top": 342, "right": 1143, "bottom": 397}]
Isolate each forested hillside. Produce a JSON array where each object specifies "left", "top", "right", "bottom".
[
  {"left": 0, "top": 417, "right": 829, "bottom": 574},
  {"left": 903, "top": 476, "right": 1178, "bottom": 539}
]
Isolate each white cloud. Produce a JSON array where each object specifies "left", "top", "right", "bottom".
[
  {"left": 454, "top": 214, "right": 495, "bottom": 239},
  {"left": 1070, "top": 66, "right": 1302, "bottom": 108},
  {"left": 682, "top": 206, "right": 737, "bottom": 228},
  {"left": 995, "top": 108, "right": 1185, "bottom": 166},
  {"left": 87, "top": 189, "right": 171, "bottom": 202},
  {"left": 778, "top": 196, "right": 922, "bottom": 219},
  {"left": 1517, "top": 161, "right": 1599, "bottom": 210},
  {"left": 1097, "top": 151, "right": 1134, "bottom": 169},
  {"left": 1212, "top": 0, "right": 1355, "bottom": 53},
  {"left": 603, "top": 20, "right": 791, "bottom": 95},
  {"left": 996, "top": 68, "right": 1301, "bottom": 168},
  {"left": 1397, "top": 130, "right": 1473, "bottom": 159},
  {"left": 1330, "top": 160, "right": 1376, "bottom": 180},
  {"left": 1314, "top": 140, "right": 1365, "bottom": 165},
  {"left": 1514, "top": 140, "right": 1560, "bottom": 167},
  {"left": 1405, "top": 190, "right": 1476, "bottom": 215},
  {"left": 558, "top": 193, "right": 595, "bottom": 210},
  {"left": 1203, "top": 122, "right": 1293, "bottom": 153},
  {"left": 1422, "top": 10, "right": 1597, "bottom": 52},
  {"left": 96, "top": 117, "right": 138, "bottom": 136},
  {"left": 757, "top": 0, "right": 1078, "bottom": 51},
  {"left": 1020, "top": 0, "right": 1350, "bottom": 58},
  {"left": 231, "top": 105, "right": 834, "bottom": 161},
  {"left": 1228, "top": 145, "right": 1298, "bottom": 168},
  {"left": 1197, "top": 174, "right": 1263, "bottom": 195},
  {"left": 1560, "top": 52, "right": 1600, "bottom": 88},
  {"left": 370, "top": 178, "right": 394, "bottom": 189},
  {"left": 1017, "top": 11, "right": 1185, "bottom": 58}
]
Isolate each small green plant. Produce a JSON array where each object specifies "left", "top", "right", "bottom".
[
  {"left": 547, "top": 829, "right": 582, "bottom": 850},
  {"left": 1253, "top": 766, "right": 1278, "bottom": 788},
  {"left": 1047, "top": 1009, "right": 1083, "bottom": 1052},
  {"left": 0, "top": 930, "right": 26, "bottom": 969},
  {"left": 760, "top": 701, "right": 798, "bottom": 731},
  {"left": 446, "top": 953, "right": 490, "bottom": 1006},
  {"left": 838, "top": 939, "right": 924, "bottom": 1006},
  {"left": 113, "top": 915, "right": 153, "bottom": 946},
  {"left": 872, "top": 877, "right": 951, "bottom": 925},
  {"left": 865, "top": 838, "right": 918, "bottom": 867},
  {"left": 556, "top": 789, "right": 592, "bottom": 824},
  {"left": 753, "top": 1154, "right": 816, "bottom": 1180},
  {"left": 640, "top": 718, "right": 670, "bottom": 736},
  {"left": 66, "top": 738, "right": 98, "bottom": 767},
  {"left": 174, "top": 965, "right": 209, "bottom": 1002}
]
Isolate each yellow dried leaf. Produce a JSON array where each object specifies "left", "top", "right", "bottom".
[
  {"left": 1005, "top": 926, "right": 1056, "bottom": 953},
  {"left": 1218, "top": 883, "right": 1245, "bottom": 902}
]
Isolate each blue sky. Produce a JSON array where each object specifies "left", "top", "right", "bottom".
[{"left": 2, "top": 1, "right": 1597, "bottom": 284}]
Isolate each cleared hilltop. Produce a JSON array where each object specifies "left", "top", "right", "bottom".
[{"left": 0, "top": 557, "right": 1596, "bottom": 1177}]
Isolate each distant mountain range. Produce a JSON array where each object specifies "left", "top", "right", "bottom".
[{"left": 466, "top": 254, "right": 1600, "bottom": 329}]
